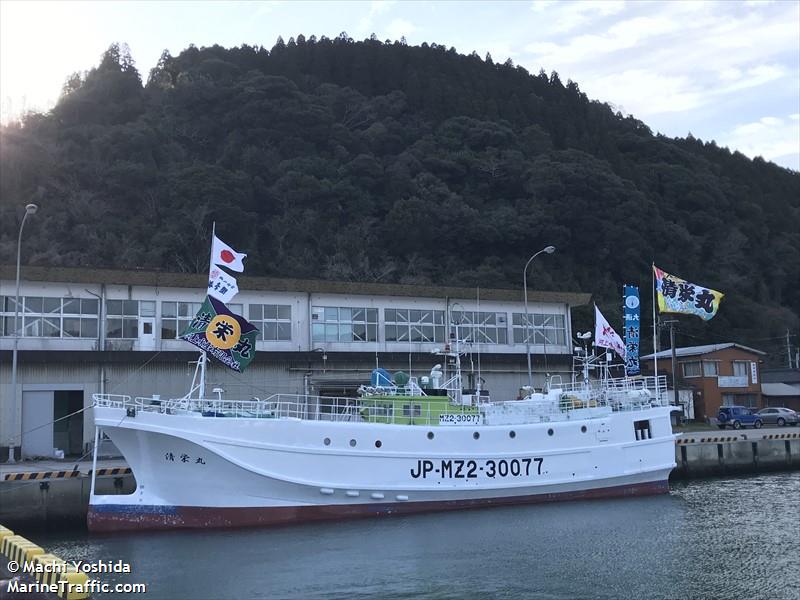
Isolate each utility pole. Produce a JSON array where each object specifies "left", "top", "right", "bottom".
[
  {"left": 661, "top": 319, "right": 679, "bottom": 407},
  {"left": 788, "top": 329, "right": 793, "bottom": 368}
]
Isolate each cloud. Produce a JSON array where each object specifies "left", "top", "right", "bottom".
[
  {"left": 356, "top": 1, "right": 397, "bottom": 37},
  {"left": 386, "top": 18, "right": 416, "bottom": 41},
  {"left": 587, "top": 70, "right": 705, "bottom": 115},
  {"left": 518, "top": 1, "right": 798, "bottom": 125},
  {"left": 530, "top": 0, "right": 626, "bottom": 33},
  {"left": 252, "top": 1, "right": 285, "bottom": 17},
  {"left": 720, "top": 114, "right": 800, "bottom": 169}
]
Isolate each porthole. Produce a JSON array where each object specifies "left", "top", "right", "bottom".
[
  {"left": 547, "top": 428, "right": 554, "bottom": 436},
  {"left": 581, "top": 425, "right": 587, "bottom": 433},
  {"left": 349, "top": 439, "right": 357, "bottom": 447},
  {"left": 473, "top": 432, "right": 480, "bottom": 440},
  {"left": 427, "top": 431, "right": 434, "bottom": 440},
  {"left": 323, "top": 438, "right": 331, "bottom": 446},
  {"left": 375, "top": 440, "right": 382, "bottom": 448},
  {"left": 509, "top": 430, "right": 516, "bottom": 439}
]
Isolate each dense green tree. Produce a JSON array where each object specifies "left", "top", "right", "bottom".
[{"left": 1, "top": 40, "right": 798, "bottom": 363}]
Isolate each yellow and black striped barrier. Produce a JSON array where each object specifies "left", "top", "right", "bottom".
[
  {"left": 677, "top": 436, "right": 753, "bottom": 444},
  {"left": 761, "top": 432, "right": 800, "bottom": 440},
  {"left": 3, "top": 470, "right": 80, "bottom": 482},
  {"left": 1, "top": 524, "right": 90, "bottom": 599},
  {"left": 89, "top": 467, "right": 132, "bottom": 477}
]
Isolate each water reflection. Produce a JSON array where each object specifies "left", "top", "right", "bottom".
[{"left": 27, "top": 472, "right": 800, "bottom": 600}]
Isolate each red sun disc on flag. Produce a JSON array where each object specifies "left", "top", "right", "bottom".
[{"left": 220, "top": 250, "right": 235, "bottom": 263}]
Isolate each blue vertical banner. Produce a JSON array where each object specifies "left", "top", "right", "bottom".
[{"left": 623, "top": 285, "right": 641, "bottom": 376}]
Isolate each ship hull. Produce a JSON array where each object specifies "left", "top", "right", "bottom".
[
  {"left": 89, "top": 404, "right": 676, "bottom": 532},
  {"left": 88, "top": 479, "right": 669, "bottom": 531}
]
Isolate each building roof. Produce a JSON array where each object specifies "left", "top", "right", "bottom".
[
  {"left": 761, "top": 368, "right": 800, "bottom": 384},
  {"left": 641, "top": 343, "right": 765, "bottom": 360},
  {"left": 761, "top": 383, "right": 800, "bottom": 397},
  {"left": 0, "top": 265, "right": 591, "bottom": 306}
]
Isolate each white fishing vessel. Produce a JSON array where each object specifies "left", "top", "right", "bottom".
[
  {"left": 87, "top": 232, "right": 676, "bottom": 531},
  {"left": 89, "top": 350, "right": 675, "bottom": 531}
]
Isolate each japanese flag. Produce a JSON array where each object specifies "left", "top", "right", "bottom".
[
  {"left": 594, "top": 305, "right": 626, "bottom": 360},
  {"left": 211, "top": 235, "right": 246, "bottom": 272},
  {"left": 208, "top": 266, "right": 239, "bottom": 303}
]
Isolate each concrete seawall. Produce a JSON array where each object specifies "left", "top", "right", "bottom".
[
  {"left": 671, "top": 432, "right": 800, "bottom": 479},
  {"left": 1, "top": 467, "right": 135, "bottom": 530},
  {"left": 2, "top": 434, "right": 799, "bottom": 528}
]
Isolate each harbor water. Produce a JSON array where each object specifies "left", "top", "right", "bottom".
[{"left": 18, "top": 472, "right": 800, "bottom": 600}]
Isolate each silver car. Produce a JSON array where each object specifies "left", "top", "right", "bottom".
[{"left": 755, "top": 407, "right": 800, "bottom": 426}]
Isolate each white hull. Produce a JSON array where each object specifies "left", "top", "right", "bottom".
[{"left": 89, "top": 404, "right": 676, "bottom": 530}]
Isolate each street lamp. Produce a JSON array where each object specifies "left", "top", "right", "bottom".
[
  {"left": 523, "top": 245, "right": 555, "bottom": 392},
  {"left": 8, "top": 203, "right": 38, "bottom": 463}
]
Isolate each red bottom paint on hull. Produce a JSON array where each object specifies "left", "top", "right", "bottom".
[{"left": 88, "top": 480, "right": 669, "bottom": 532}]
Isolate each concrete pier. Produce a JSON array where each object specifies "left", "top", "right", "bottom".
[
  {"left": 0, "top": 460, "right": 135, "bottom": 530},
  {"left": 671, "top": 430, "right": 800, "bottom": 478}
]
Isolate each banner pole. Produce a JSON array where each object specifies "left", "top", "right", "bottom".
[
  {"left": 209, "top": 221, "right": 217, "bottom": 274},
  {"left": 652, "top": 263, "right": 659, "bottom": 402}
]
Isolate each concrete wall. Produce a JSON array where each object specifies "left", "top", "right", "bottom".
[{"left": 673, "top": 437, "right": 800, "bottom": 478}]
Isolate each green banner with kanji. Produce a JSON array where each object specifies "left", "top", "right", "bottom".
[{"left": 180, "top": 296, "right": 259, "bottom": 372}]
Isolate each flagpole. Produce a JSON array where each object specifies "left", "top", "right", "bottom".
[
  {"left": 652, "top": 263, "right": 659, "bottom": 402},
  {"left": 209, "top": 221, "right": 216, "bottom": 274},
  {"left": 199, "top": 220, "right": 217, "bottom": 399}
]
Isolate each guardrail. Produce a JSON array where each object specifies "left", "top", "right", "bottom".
[{"left": 94, "top": 375, "right": 670, "bottom": 427}]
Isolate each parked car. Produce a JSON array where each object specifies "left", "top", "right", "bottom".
[
  {"left": 717, "top": 406, "right": 763, "bottom": 429},
  {"left": 755, "top": 407, "right": 800, "bottom": 427}
]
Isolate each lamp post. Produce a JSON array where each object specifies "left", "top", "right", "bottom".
[
  {"left": 8, "top": 203, "right": 38, "bottom": 463},
  {"left": 523, "top": 245, "right": 555, "bottom": 391}
]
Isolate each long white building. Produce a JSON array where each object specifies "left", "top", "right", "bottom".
[{"left": 0, "top": 266, "right": 590, "bottom": 461}]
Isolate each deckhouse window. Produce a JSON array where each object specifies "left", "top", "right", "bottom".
[
  {"left": 312, "top": 306, "right": 378, "bottom": 342},
  {"left": 1, "top": 296, "right": 99, "bottom": 339}
]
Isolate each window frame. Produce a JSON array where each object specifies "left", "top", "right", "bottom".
[
  {"left": 682, "top": 361, "right": 702, "bottom": 378},
  {"left": 312, "top": 305, "right": 378, "bottom": 343},
  {"left": 0, "top": 295, "right": 99, "bottom": 339}
]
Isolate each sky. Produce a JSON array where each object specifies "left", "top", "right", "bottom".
[{"left": 1, "top": 0, "right": 798, "bottom": 170}]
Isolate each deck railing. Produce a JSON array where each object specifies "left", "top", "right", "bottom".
[
  {"left": 93, "top": 375, "right": 670, "bottom": 426},
  {"left": 93, "top": 393, "right": 477, "bottom": 425}
]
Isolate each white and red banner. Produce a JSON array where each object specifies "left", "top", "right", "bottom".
[
  {"left": 595, "top": 305, "right": 626, "bottom": 360},
  {"left": 211, "top": 235, "right": 247, "bottom": 272},
  {"left": 208, "top": 266, "right": 239, "bottom": 303}
]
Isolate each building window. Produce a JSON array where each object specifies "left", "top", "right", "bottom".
[
  {"left": 249, "top": 304, "right": 292, "bottom": 341},
  {"left": 702, "top": 361, "right": 719, "bottom": 377},
  {"left": 384, "top": 308, "right": 445, "bottom": 343},
  {"left": 682, "top": 361, "right": 701, "bottom": 377},
  {"left": 452, "top": 311, "right": 508, "bottom": 344},
  {"left": 161, "top": 301, "right": 242, "bottom": 339},
  {"left": 1, "top": 296, "right": 99, "bottom": 338},
  {"left": 732, "top": 361, "right": 748, "bottom": 377},
  {"left": 106, "top": 300, "right": 141, "bottom": 339},
  {"left": 312, "top": 306, "right": 378, "bottom": 342},
  {"left": 512, "top": 313, "right": 565, "bottom": 346},
  {"left": 731, "top": 394, "right": 758, "bottom": 408}
]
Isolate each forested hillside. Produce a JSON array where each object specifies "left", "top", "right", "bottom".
[{"left": 1, "top": 36, "right": 798, "bottom": 361}]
